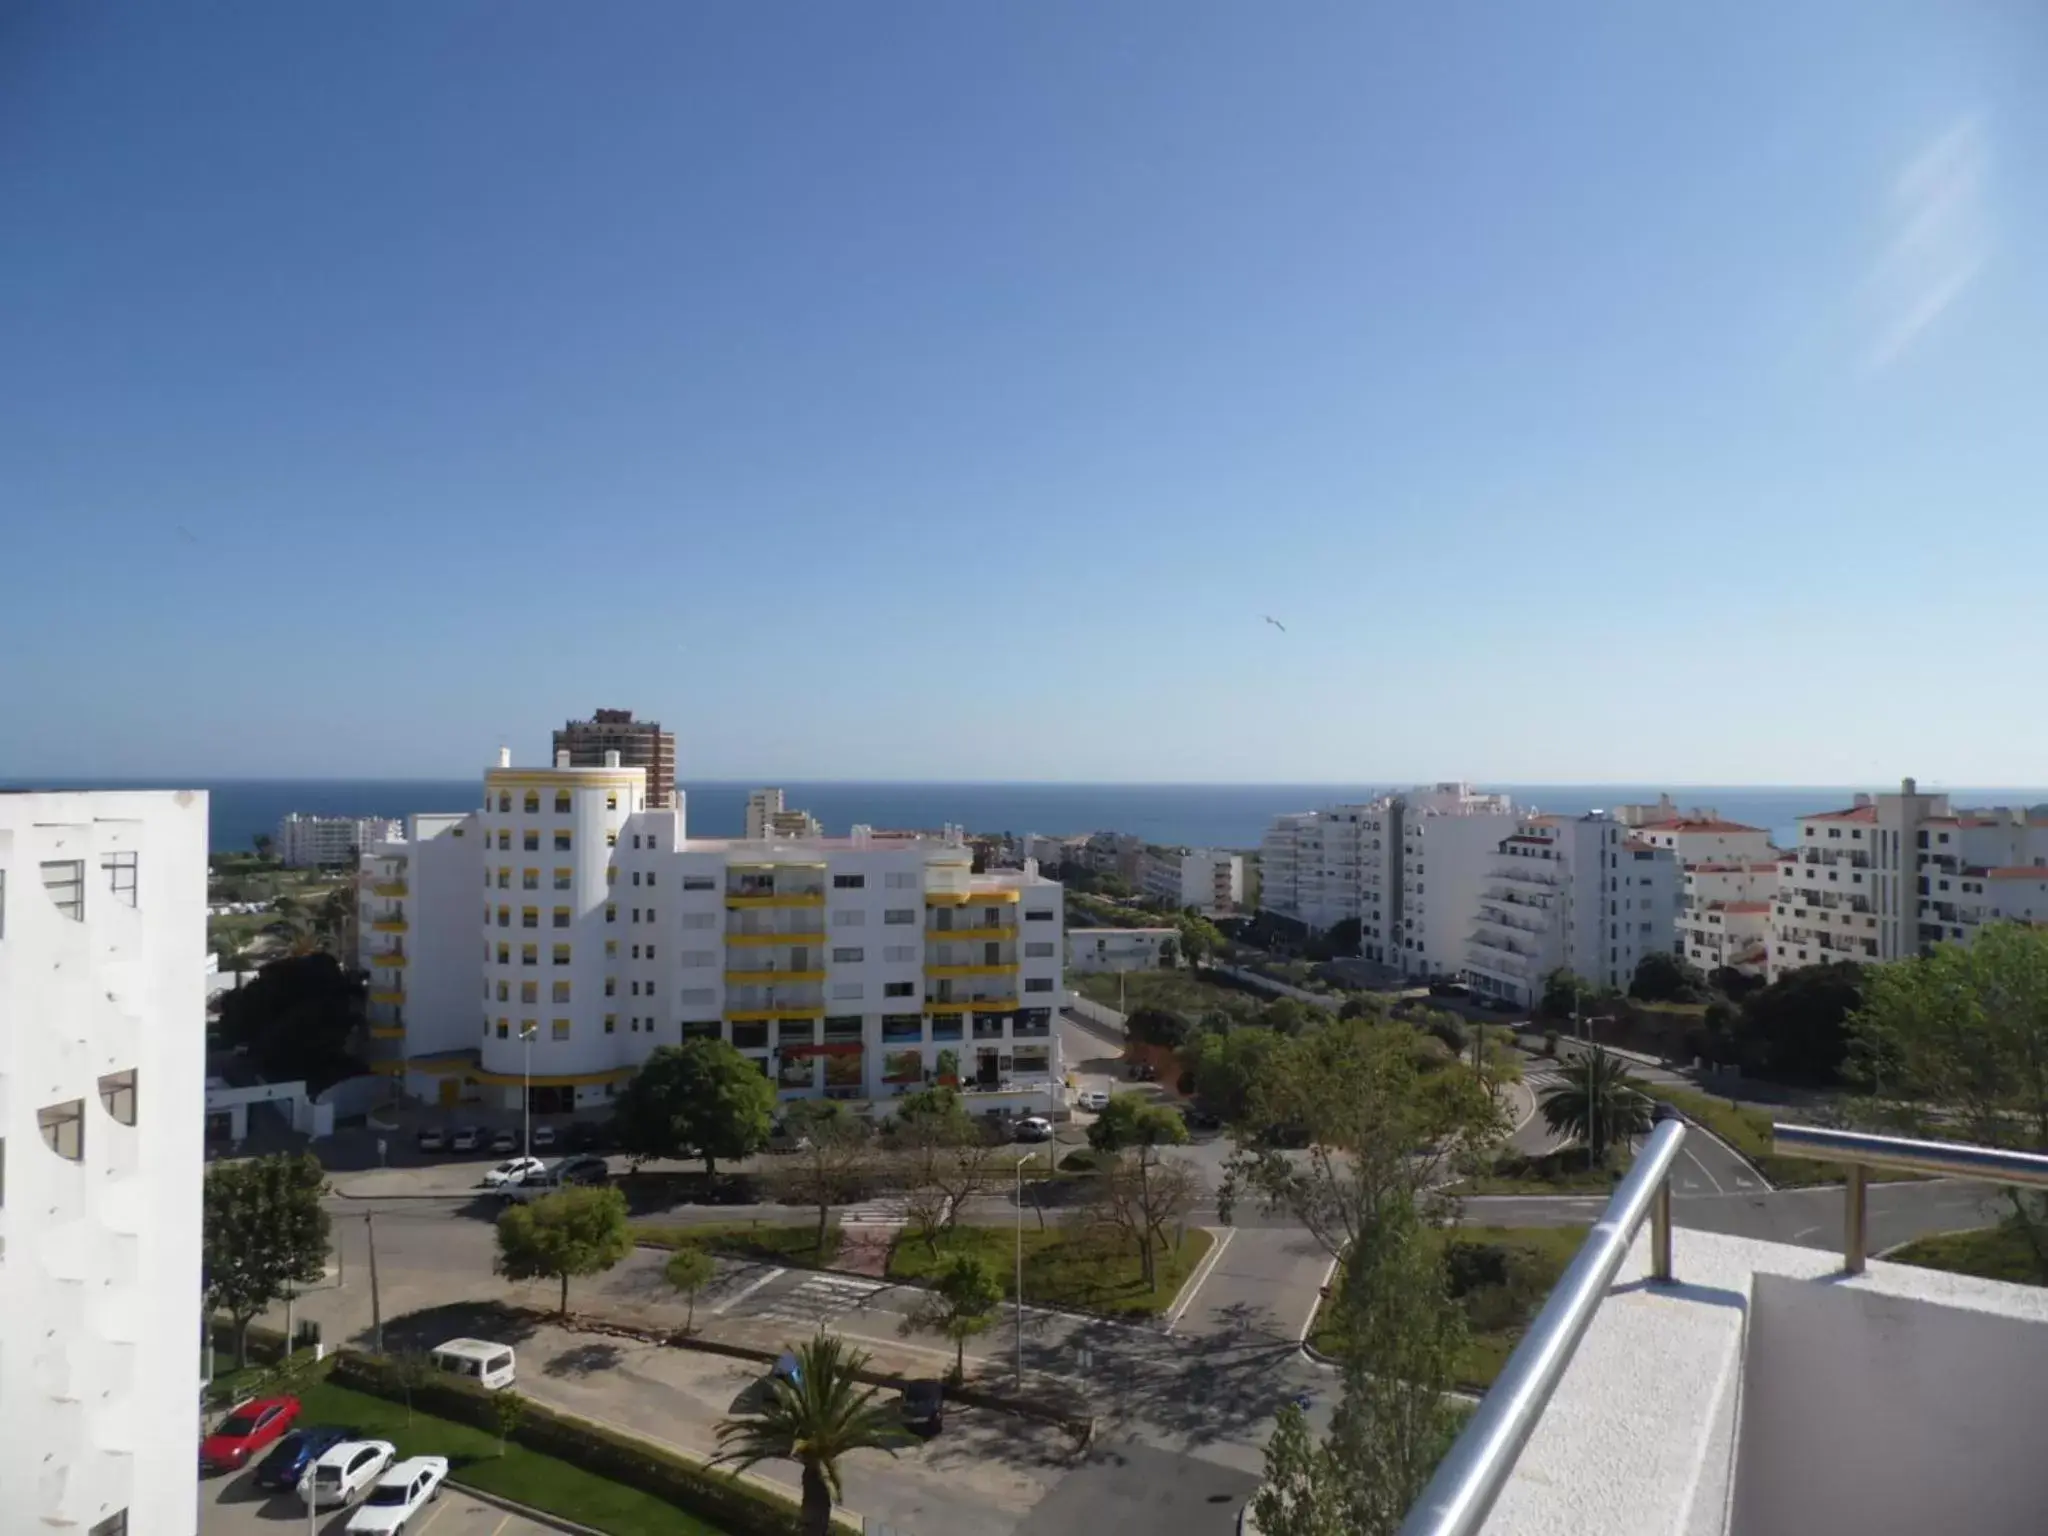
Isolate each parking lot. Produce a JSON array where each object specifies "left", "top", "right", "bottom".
[{"left": 202, "top": 1471, "right": 563, "bottom": 1534}]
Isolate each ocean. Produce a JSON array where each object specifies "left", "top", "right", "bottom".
[{"left": 9, "top": 778, "right": 2048, "bottom": 855}]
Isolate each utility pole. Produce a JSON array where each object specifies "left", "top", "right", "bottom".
[{"left": 365, "top": 1211, "right": 383, "bottom": 1355}]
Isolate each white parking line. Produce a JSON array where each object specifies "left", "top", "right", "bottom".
[
  {"left": 712, "top": 1264, "right": 785, "bottom": 1316},
  {"left": 1164, "top": 1226, "right": 1235, "bottom": 1334},
  {"left": 1683, "top": 1144, "right": 1727, "bottom": 1195}
]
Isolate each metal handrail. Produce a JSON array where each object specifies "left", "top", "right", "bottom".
[
  {"left": 1397, "top": 1118, "right": 1689, "bottom": 1536},
  {"left": 1771, "top": 1122, "right": 2048, "bottom": 1274}
]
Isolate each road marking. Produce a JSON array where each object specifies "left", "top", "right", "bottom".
[
  {"left": 409, "top": 1501, "right": 454, "bottom": 1534},
  {"left": 1163, "top": 1227, "right": 1235, "bottom": 1334},
  {"left": 712, "top": 1264, "right": 785, "bottom": 1316},
  {"left": 1682, "top": 1144, "right": 1726, "bottom": 1195},
  {"left": 1794, "top": 1224, "right": 1821, "bottom": 1240},
  {"left": 1299, "top": 1254, "right": 1340, "bottom": 1348}
]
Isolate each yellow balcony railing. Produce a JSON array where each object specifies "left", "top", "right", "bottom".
[
  {"left": 369, "top": 1025, "right": 405, "bottom": 1040},
  {"left": 370, "top": 988, "right": 405, "bottom": 1005},
  {"left": 923, "top": 963, "right": 1020, "bottom": 979},
  {"left": 962, "top": 997, "right": 1020, "bottom": 1013},
  {"left": 725, "top": 969, "right": 827, "bottom": 986},
  {"left": 724, "top": 893, "right": 826, "bottom": 910},
  {"left": 370, "top": 1059, "right": 406, "bottom": 1075},
  {"left": 372, "top": 881, "right": 408, "bottom": 898},
  {"left": 727, "top": 1006, "right": 828, "bottom": 1023},
  {"left": 924, "top": 926, "right": 1015, "bottom": 943},
  {"left": 926, "top": 889, "right": 1020, "bottom": 906},
  {"left": 724, "top": 929, "right": 827, "bottom": 946},
  {"left": 372, "top": 918, "right": 408, "bottom": 933},
  {"left": 372, "top": 952, "right": 408, "bottom": 967}
]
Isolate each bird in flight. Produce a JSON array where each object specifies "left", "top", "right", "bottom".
[{"left": 1262, "top": 615, "right": 1287, "bottom": 633}]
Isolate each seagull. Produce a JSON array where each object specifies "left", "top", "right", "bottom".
[{"left": 1262, "top": 615, "right": 1287, "bottom": 633}]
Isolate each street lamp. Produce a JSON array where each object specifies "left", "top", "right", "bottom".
[
  {"left": 519, "top": 1022, "right": 538, "bottom": 1155},
  {"left": 1013, "top": 1150, "right": 1035, "bottom": 1386}
]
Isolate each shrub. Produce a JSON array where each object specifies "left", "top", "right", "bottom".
[
  {"left": 1059, "top": 1148, "right": 1100, "bottom": 1173},
  {"left": 1541, "top": 1030, "right": 1560, "bottom": 1058}
]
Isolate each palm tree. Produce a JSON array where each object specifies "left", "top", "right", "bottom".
[
  {"left": 1538, "top": 1046, "right": 1654, "bottom": 1166},
  {"left": 213, "top": 936, "right": 257, "bottom": 983},
  {"left": 713, "top": 1334, "right": 910, "bottom": 1535}
]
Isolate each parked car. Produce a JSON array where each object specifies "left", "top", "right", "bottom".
[
  {"left": 488, "top": 1128, "right": 520, "bottom": 1154},
  {"left": 502, "top": 1154, "right": 610, "bottom": 1202},
  {"left": 345, "top": 1455, "right": 450, "bottom": 1534},
  {"left": 414, "top": 1126, "right": 445, "bottom": 1153},
  {"left": 253, "top": 1424, "right": 363, "bottom": 1493},
  {"left": 770, "top": 1351, "right": 803, "bottom": 1390},
  {"left": 481, "top": 1156, "right": 547, "bottom": 1189},
  {"left": 299, "top": 1440, "right": 397, "bottom": 1509},
  {"left": 448, "top": 1126, "right": 482, "bottom": 1153},
  {"left": 200, "top": 1395, "right": 301, "bottom": 1474},
  {"left": 530, "top": 1124, "right": 557, "bottom": 1150},
  {"left": 1427, "top": 979, "right": 1469, "bottom": 998},
  {"left": 1076, "top": 1089, "right": 1110, "bottom": 1112},
  {"left": 1013, "top": 1116, "right": 1053, "bottom": 1143},
  {"left": 900, "top": 1378, "right": 945, "bottom": 1433}
]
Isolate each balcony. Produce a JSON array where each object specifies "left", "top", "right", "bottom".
[
  {"left": 371, "top": 950, "right": 408, "bottom": 967},
  {"left": 927, "top": 887, "right": 1020, "bottom": 907},
  {"left": 372, "top": 881, "right": 408, "bottom": 898},
  {"left": 924, "top": 962, "right": 1019, "bottom": 979},
  {"left": 725, "top": 916, "right": 827, "bottom": 943},
  {"left": 725, "top": 889, "right": 825, "bottom": 910},
  {"left": 368, "top": 1025, "right": 405, "bottom": 1040},
  {"left": 925, "top": 922, "right": 1016, "bottom": 941},
  {"left": 725, "top": 967, "right": 826, "bottom": 985},
  {"left": 372, "top": 917, "right": 409, "bottom": 932},
  {"left": 370, "top": 988, "right": 405, "bottom": 1005},
  {"left": 727, "top": 1004, "right": 827, "bottom": 1023}
]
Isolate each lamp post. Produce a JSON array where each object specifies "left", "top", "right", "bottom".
[
  {"left": 519, "top": 1022, "right": 538, "bottom": 1156},
  {"left": 1014, "top": 1150, "right": 1034, "bottom": 1386}
]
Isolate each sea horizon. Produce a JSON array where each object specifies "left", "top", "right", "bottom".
[{"left": 10, "top": 776, "right": 2048, "bottom": 856}]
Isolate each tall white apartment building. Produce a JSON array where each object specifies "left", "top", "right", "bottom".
[
  {"left": 363, "top": 754, "right": 1066, "bottom": 1114},
  {"left": 275, "top": 812, "right": 399, "bottom": 867},
  {"left": 1, "top": 790, "right": 209, "bottom": 1536},
  {"left": 1630, "top": 815, "right": 1779, "bottom": 977},
  {"left": 1770, "top": 779, "right": 2048, "bottom": 979},
  {"left": 1140, "top": 846, "right": 1243, "bottom": 915},
  {"left": 1388, "top": 784, "right": 1519, "bottom": 979},
  {"left": 1260, "top": 805, "right": 1373, "bottom": 932},
  {"left": 744, "top": 788, "right": 822, "bottom": 841},
  {"left": 1466, "top": 813, "right": 1682, "bottom": 1006}
]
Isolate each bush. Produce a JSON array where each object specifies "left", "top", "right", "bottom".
[
  {"left": 1058, "top": 1148, "right": 1100, "bottom": 1173},
  {"left": 1423, "top": 1013, "right": 1468, "bottom": 1054},
  {"left": 330, "top": 1352, "right": 835, "bottom": 1535},
  {"left": 1541, "top": 1030, "right": 1560, "bottom": 1058}
]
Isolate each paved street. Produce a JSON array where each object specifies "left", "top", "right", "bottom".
[{"left": 204, "top": 1471, "right": 559, "bottom": 1536}]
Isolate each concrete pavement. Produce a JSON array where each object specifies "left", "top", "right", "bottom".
[{"left": 204, "top": 1472, "right": 562, "bottom": 1536}]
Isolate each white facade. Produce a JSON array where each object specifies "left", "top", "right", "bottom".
[
  {"left": 1067, "top": 927, "right": 1176, "bottom": 973},
  {"left": 1771, "top": 779, "right": 2048, "bottom": 979},
  {"left": 1465, "top": 814, "right": 1682, "bottom": 1005},
  {"left": 1140, "top": 846, "right": 1243, "bottom": 915},
  {"left": 744, "top": 788, "right": 822, "bottom": 841},
  {"left": 1395, "top": 786, "right": 1521, "bottom": 979},
  {"left": 1, "top": 790, "right": 209, "bottom": 1536},
  {"left": 275, "top": 812, "right": 397, "bottom": 867},
  {"left": 1259, "top": 805, "right": 1374, "bottom": 933},
  {"left": 375, "top": 756, "right": 1066, "bottom": 1114},
  {"left": 1631, "top": 817, "right": 1778, "bottom": 977}
]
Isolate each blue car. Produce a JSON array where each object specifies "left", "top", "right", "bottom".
[{"left": 252, "top": 1424, "right": 360, "bottom": 1493}]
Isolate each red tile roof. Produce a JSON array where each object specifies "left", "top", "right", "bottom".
[
  {"left": 1636, "top": 817, "right": 1767, "bottom": 835},
  {"left": 1984, "top": 867, "right": 2048, "bottom": 881},
  {"left": 1723, "top": 901, "right": 1772, "bottom": 915},
  {"left": 1806, "top": 806, "right": 1878, "bottom": 824}
]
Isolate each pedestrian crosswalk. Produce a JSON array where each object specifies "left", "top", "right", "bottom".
[
  {"left": 842, "top": 1197, "right": 911, "bottom": 1228},
  {"left": 748, "top": 1271, "right": 890, "bottom": 1327},
  {"left": 1525, "top": 1068, "right": 1568, "bottom": 1092}
]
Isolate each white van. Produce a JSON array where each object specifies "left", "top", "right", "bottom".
[{"left": 428, "top": 1337, "right": 516, "bottom": 1390}]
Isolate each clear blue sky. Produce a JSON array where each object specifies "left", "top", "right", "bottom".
[{"left": 4, "top": 3, "right": 2043, "bottom": 784}]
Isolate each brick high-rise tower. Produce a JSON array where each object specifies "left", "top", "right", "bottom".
[{"left": 552, "top": 708, "right": 676, "bottom": 808}]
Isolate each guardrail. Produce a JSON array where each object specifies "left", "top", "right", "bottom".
[
  {"left": 1771, "top": 1122, "right": 2048, "bottom": 1273},
  {"left": 1396, "top": 1118, "right": 1688, "bottom": 1536}
]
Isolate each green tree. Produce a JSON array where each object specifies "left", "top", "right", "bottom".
[
  {"left": 663, "top": 1246, "right": 718, "bottom": 1334},
  {"left": 1324, "top": 917, "right": 1363, "bottom": 956},
  {"left": 1848, "top": 923, "right": 2048, "bottom": 1276},
  {"left": 490, "top": 1388, "right": 528, "bottom": 1455},
  {"left": 902, "top": 1252, "right": 1005, "bottom": 1380},
  {"left": 212, "top": 935, "right": 257, "bottom": 984},
  {"left": 613, "top": 1038, "right": 776, "bottom": 1175},
  {"left": 1087, "top": 1092, "right": 1190, "bottom": 1155},
  {"left": 252, "top": 832, "right": 274, "bottom": 860},
  {"left": 1253, "top": 1196, "right": 1468, "bottom": 1536},
  {"left": 494, "top": 1185, "right": 633, "bottom": 1317},
  {"left": 1260, "top": 997, "right": 1313, "bottom": 1035},
  {"left": 1127, "top": 1005, "right": 1191, "bottom": 1049},
  {"left": 1221, "top": 1016, "right": 1503, "bottom": 1261},
  {"left": 889, "top": 1088, "right": 995, "bottom": 1255},
  {"left": 1629, "top": 950, "right": 1706, "bottom": 1003},
  {"left": 1538, "top": 967, "right": 1590, "bottom": 1022},
  {"left": 1537, "top": 1045, "right": 1653, "bottom": 1166},
  {"left": 389, "top": 1348, "right": 432, "bottom": 1425},
  {"left": 1179, "top": 1026, "right": 1281, "bottom": 1124},
  {"left": 1736, "top": 960, "right": 1864, "bottom": 1085},
  {"left": 1094, "top": 1144, "right": 1203, "bottom": 1289},
  {"left": 714, "top": 1334, "right": 910, "bottom": 1536},
  {"left": 214, "top": 953, "right": 364, "bottom": 1090},
  {"left": 1177, "top": 911, "right": 1225, "bottom": 969},
  {"left": 203, "top": 1153, "right": 331, "bottom": 1367},
  {"left": 766, "top": 1101, "right": 872, "bottom": 1256},
  {"left": 1157, "top": 936, "right": 1179, "bottom": 968}
]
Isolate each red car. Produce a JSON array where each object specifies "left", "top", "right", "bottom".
[{"left": 199, "top": 1395, "right": 301, "bottom": 1475}]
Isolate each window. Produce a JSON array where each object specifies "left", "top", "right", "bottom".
[
  {"left": 833, "top": 946, "right": 865, "bottom": 963},
  {"left": 40, "top": 860, "right": 84, "bottom": 920},
  {"left": 499, "top": 792, "right": 511, "bottom": 813},
  {"left": 552, "top": 1018, "right": 570, "bottom": 1041},
  {"left": 497, "top": 943, "right": 510, "bottom": 964},
  {"left": 89, "top": 1511, "right": 129, "bottom": 1536},
  {"left": 554, "top": 868, "right": 572, "bottom": 890},
  {"left": 1025, "top": 908, "right": 1055, "bottom": 922},
  {"left": 498, "top": 830, "right": 511, "bottom": 850},
  {"left": 831, "top": 981, "right": 864, "bottom": 1000},
  {"left": 680, "top": 950, "right": 717, "bottom": 968},
  {"left": 884, "top": 980, "right": 915, "bottom": 998},
  {"left": 605, "top": 977, "right": 617, "bottom": 997},
  {"left": 98, "top": 1069, "right": 137, "bottom": 1126},
  {"left": 833, "top": 908, "right": 865, "bottom": 928},
  {"left": 521, "top": 980, "right": 538, "bottom": 1004},
  {"left": 834, "top": 874, "right": 866, "bottom": 889},
  {"left": 679, "top": 987, "right": 716, "bottom": 1005},
  {"left": 646, "top": 943, "right": 657, "bottom": 960},
  {"left": 497, "top": 905, "right": 510, "bottom": 927},
  {"left": 553, "top": 907, "right": 570, "bottom": 928},
  {"left": 631, "top": 908, "right": 640, "bottom": 924},
  {"left": 645, "top": 979, "right": 656, "bottom": 996},
  {"left": 497, "top": 868, "right": 511, "bottom": 889},
  {"left": 682, "top": 912, "right": 715, "bottom": 929},
  {"left": 553, "top": 979, "right": 571, "bottom": 1004},
  {"left": 646, "top": 870, "right": 657, "bottom": 887},
  {"left": 632, "top": 943, "right": 641, "bottom": 959},
  {"left": 521, "top": 944, "right": 537, "bottom": 966},
  {"left": 606, "top": 903, "right": 618, "bottom": 923},
  {"left": 497, "top": 1019, "right": 509, "bottom": 1039},
  {"left": 607, "top": 866, "right": 618, "bottom": 885},
  {"left": 101, "top": 851, "right": 137, "bottom": 907},
  {"left": 884, "top": 944, "right": 917, "bottom": 963},
  {"left": 522, "top": 907, "right": 539, "bottom": 928},
  {"left": 684, "top": 876, "right": 715, "bottom": 891},
  {"left": 39, "top": 1099, "right": 84, "bottom": 1160},
  {"left": 732, "top": 1021, "right": 769, "bottom": 1050},
  {"left": 632, "top": 871, "right": 641, "bottom": 887},
  {"left": 606, "top": 793, "right": 618, "bottom": 811},
  {"left": 884, "top": 908, "right": 916, "bottom": 925},
  {"left": 523, "top": 831, "right": 540, "bottom": 851},
  {"left": 605, "top": 1014, "right": 617, "bottom": 1033},
  {"left": 555, "top": 831, "right": 572, "bottom": 851},
  {"left": 553, "top": 944, "right": 571, "bottom": 965},
  {"left": 631, "top": 980, "right": 641, "bottom": 996},
  {"left": 523, "top": 869, "right": 540, "bottom": 890},
  {"left": 1024, "top": 977, "right": 1054, "bottom": 992},
  {"left": 645, "top": 907, "right": 656, "bottom": 922},
  {"left": 556, "top": 791, "right": 571, "bottom": 814},
  {"left": 496, "top": 981, "right": 509, "bottom": 1002},
  {"left": 606, "top": 831, "right": 618, "bottom": 848},
  {"left": 885, "top": 871, "right": 917, "bottom": 889},
  {"left": 1025, "top": 941, "right": 1055, "bottom": 958},
  {"left": 525, "top": 792, "right": 540, "bottom": 813}
]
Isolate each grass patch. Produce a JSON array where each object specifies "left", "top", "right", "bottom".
[
  {"left": 1310, "top": 1225, "right": 1588, "bottom": 1393},
  {"left": 887, "top": 1223, "right": 1214, "bottom": 1318},
  {"left": 1889, "top": 1218, "right": 2048, "bottom": 1286},
  {"left": 633, "top": 1220, "right": 842, "bottom": 1268},
  {"left": 296, "top": 1377, "right": 728, "bottom": 1535},
  {"left": 1455, "top": 1146, "right": 1626, "bottom": 1196},
  {"left": 1073, "top": 968, "right": 1261, "bottom": 1022}
]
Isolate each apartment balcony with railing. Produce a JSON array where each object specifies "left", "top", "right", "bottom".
[
  {"left": 724, "top": 949, "right": 827, "bottom": 985},
  {"left": 1793, "top": 846, "right": 1872, "bottom": 870},
  {"left": 725, "top": 864, "right": 828, "bottom": 905},
  {"left": 726, "top": 981, "right": 825, "bottom": 1020},
  {"left": 926, "top": 976, "right": 1018, "bottom": 1010},
  {"left": 925, "top": 906, "right": 1017, "bottom": 939},
  {"left": 1473, "top": 902, "right": 1549, "bottom": 938},
  {"left": 725, "top": 911, "right": 828, "bottom": 942}
]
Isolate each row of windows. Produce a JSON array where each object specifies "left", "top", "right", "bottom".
[
  {"left": 494, "top": 829, "right": 577, "bottom": 851},
  {"left": 489, "top": 979, "right": 577, "bottom": 1004},
  {"left": 483, "top": 943, "right": 573, "bottom": 965},
  {"left": 490, "top": 867, "right": 575, "bottom": 890},
  {"left": 30, "top": 1070, "right": 139, "bottom": 1167}
]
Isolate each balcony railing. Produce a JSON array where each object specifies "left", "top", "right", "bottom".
[{"left": 1396, "top": 1119, "right": 1687, "bottom": 1536}]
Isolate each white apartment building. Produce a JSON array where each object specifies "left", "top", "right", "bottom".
[
  {"left": 1, "top": 790, "right": 209, "bottom": 1536},
  {"left": 1466, "top": 813, "right": 1682, "bottom": 1006},
  {"left": 275, "top": 812, "right": 399, "bottom": 867},
  {"left": 1140, "top": 846, "right": 1243, "bottom": 915},
  {"left": 363, "top": 753, "right": 1066, "bottom": 1114},
  {"left": 1770, "top": 779, "right": 2048, "bottom": 979},
  {"left": 1067, "top": 927, "right": 1177, "bottom": 973},
  {"left": 744, "top": 788, "right": 822, "bottom": 841},
  {"left": 1630, "top": 815, "right": 1779, "bottom": 978},
  {"left": 1260, "top": 805, "right": 1373, "bottom": 933}
]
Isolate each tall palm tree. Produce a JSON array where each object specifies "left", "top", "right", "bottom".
[
  {"left": 1538, "top": 1046, "right": 1654, "bottom": 1166},
  {"left": 713, "top": 1334, "right": 910, "bottom": 1535}
]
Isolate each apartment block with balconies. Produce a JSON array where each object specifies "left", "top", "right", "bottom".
[{"left": 1768, "top": 778, "right": 1954, "bottom": 980}]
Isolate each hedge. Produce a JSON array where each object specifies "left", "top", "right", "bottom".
[{"left": 330, "top": 1351, "right": 852, "bottom": 1536}]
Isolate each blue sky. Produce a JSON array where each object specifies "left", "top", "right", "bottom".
[{"left": 3, "top": 3, "right": 2043, "bottom": 784}]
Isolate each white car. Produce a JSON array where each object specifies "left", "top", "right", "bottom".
[
  {"left": 298, "top": 1439, "right": 396, "bottom": 1509},
  {"left": 1076, "top": 1088, "right": 1111, "bottom": 1111},
  {"left": 1014, "top": 1116, "right": 1054, "bottom": 1143},
  {"left": 481, "top": 1156, "right": 547, "bottom": 1189},
  {"left": 345, "top": 1456, "right": 449, "bottom": 1534}
]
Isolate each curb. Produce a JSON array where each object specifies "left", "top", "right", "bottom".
[{"left": 446, "top": 1481, "right": 607, "bottom": 1535}]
